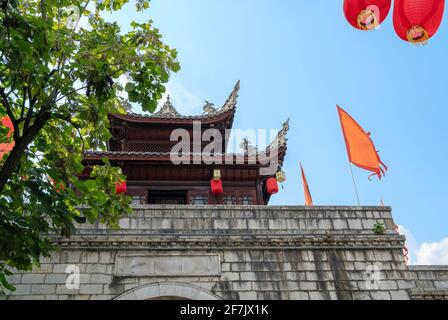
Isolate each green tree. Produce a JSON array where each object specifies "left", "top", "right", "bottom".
[{"left": 0, "top": 0, "right": 180, "bottom": 294}]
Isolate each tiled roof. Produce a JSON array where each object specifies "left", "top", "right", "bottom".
[
  {"left": 111, "top": 81, "right": 240, "bottom": 121},
  {"left": 85, "top": 117, "right": 289, "bottom": 165}
]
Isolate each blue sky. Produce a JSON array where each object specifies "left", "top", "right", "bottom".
[{"left": 108, "top": 1, "right": 448, "bottom": 258}]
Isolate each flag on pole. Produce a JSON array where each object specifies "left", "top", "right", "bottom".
[
  {"left": 337, "top": 105, "right": 388, "bottom": 180},
  {"left": 300, "top": 163, "right": 313, "bottom": 206}
]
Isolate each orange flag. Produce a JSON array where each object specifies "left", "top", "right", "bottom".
[
  {"left": 0, "top": 116, "right": 15, "bottom": 160},
  {"left": 337, "top": 105, "right": 387, "bottom": 180},
  {"left": 300, "top": 163, "right": 313, "bottom": 206}
]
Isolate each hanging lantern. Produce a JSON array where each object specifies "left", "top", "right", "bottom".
[
  {"left": 210, "top": 179, "right": 223, "bottom": 195},
  {"left": 343, "top": 0, "right": 392, "bottom": 30},
  {"left": 115, "top": 181, "right": 127, "bottom": 194},
  {"left": 213, "top": 169, "right": 221, "bottom": 181},
  {"left": 0, "top": 116, "right": 15, "bottom": 160},
  {"left": 393, "top": 0, "right": 445, "bottom": 44},
  {"left": 275, "top": 170, "right": 286, "bottom": 183},
  {"left": 266, "top": 177, "right": 279, "bottom": 194},
  {"left": 50, "top": 177, "right": 65, "bottom": 193}
]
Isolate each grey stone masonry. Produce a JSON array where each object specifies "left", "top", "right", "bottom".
[{"left": 3, "top": 205, "right": 447, "bottom": 300}]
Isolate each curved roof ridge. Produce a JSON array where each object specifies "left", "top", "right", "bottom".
[{"left": 110, "top": 81, "right": 240, "bottom": 121}]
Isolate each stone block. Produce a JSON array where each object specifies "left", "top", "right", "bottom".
[
  {"left": 370, "top": 291, "right": 391, "bottom": 300},
  {"left": 99, "top": 252, "right": 112, "bottom": 263},
  {"left": 434, "top": 281, "right": 448, "bottom": 289},
  {"left": 89, "top": 274, "right": 111, "bottom": 284},
  {"left": 333, "top": 219, "right": 348, "bottom": 230},
  {"left": 397, "top": 280, "right": 415, "bottom": 289},
  {"left": 362, "top": 219, "right": 376, "bottom": 230},
  {"left": 289, "top": 291, "right": 309, "bottom": 300},
  {"left": 86, "top": 252, "right": 99, "bottom": 263},
  {"left": 390, "top": 290, "right": 410, "bottom": 300},
  {"left": 351, "top": 291, "right": 371, "bottom": 300},
  {"left": 44, "top": 274, "right": 68, "bottom": 284},
  {"left": 22, "top": 274, "right": 45, "bottom": 284},
  {"left": 9, "top": 284, "right": 31, "bottom": 295},
  {"left": 239, "top": 272, "right": 258, "bottom": 281},
  {"left": 86, "top": 264, "right": 108, "bottom": 274},
  {"left": 6, "top": 274, "right": 22, "bottom": 284},
  {"left": 224, "top": 251, "right": 246, "bottom": 262},
  {"left": 224, "top": 273, "right": 240, "bottom": 281},
  {"left": 31, "top": 284, "right": 56, "bottom": 295},
  {"left": 238, "top": 291, "right": 257, "bottom": 300},
  {"left": 119, "top": 218, "right": 130, "bottom": 229},
  {"left": 317, "top": 220, "right": 332, "bottom": 230},
  {"left": 32, "top": 264, "right": 54, "bottom": 274},
  {"left": 56, "top": 284, "right": 80, "bottom": 295},
  {"left": 114, "top": 254, "right": 220, "bottom": 277},
  {"left": 380, "top": 280, "right": 398, "bottom": 290},
  {"left": 299, "top": 281, "right": 317, "bottom": 291},
  {"left": 80, "top": 284, "right": 103, "bottom": 295},
  {"left": 348, "top": 219, "right": 363, "bottom": 230},
  {"left": 268, "top": 219, "right": 288, "bottom": 230},
  {"left": 231, "top": 282, "right": 252, "bottom": 291},
  {"left": 308, "top": 291, "right": 327, "bottom": 300}
]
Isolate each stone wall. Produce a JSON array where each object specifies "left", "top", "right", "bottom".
[
  {"left": 407, "top": 266, "right": 448, "bottom": 300},
  {"left": 3, "top": 205, "right": 448, "bottom": 300}
]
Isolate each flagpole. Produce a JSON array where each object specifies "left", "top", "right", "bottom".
[{"left": 348, "top": 162, "right": 361, "bottom": 205}]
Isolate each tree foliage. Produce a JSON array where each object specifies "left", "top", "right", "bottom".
[{"left": 0, "top": 0, "right": 180, "bottom": 294}]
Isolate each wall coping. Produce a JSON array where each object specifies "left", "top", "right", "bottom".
[
  {"left": 128, "top": 204, "right": 392, "bottom": 211},
  {"left": 408, "top": 265, "right": 448, "bottom": 271}
]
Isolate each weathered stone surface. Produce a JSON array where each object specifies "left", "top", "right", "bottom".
[
  {"left": 115, "top": 254, "right": 220, "bottom": 277},
  {"left": 3, "top": 205, "right": 447, "bottom": 300}
]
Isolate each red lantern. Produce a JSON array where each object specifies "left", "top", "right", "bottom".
[
  {"left": 0, "top": 116, "right": 15, "bottom": 159},
  {"left": 115, "top": 181, "right": 127, "bottom": 194},
  {"left": 50, "top": 178, "right": 65, "bottom": 193},
  {"left": 266, "top": 177, "right": 279, "bottom": 194},
  {"left": 344, "top": 0, "right": 392, "bottom": 30},
  {"left": 210, "top": 179, "right": 223, "bottom": 195},
  {"left": 393, "top": 0, "right": 445, "bottom": 44}
]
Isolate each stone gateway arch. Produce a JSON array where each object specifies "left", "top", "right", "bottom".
[{"left": 114, "top": 282, "right": 221, "bottom": 300}]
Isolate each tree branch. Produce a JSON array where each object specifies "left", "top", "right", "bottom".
[{"left": 0, "top": 87, "right": 20, "bottom": 141}]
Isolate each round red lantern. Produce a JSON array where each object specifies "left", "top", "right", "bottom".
[
  {"left": 393, "top": 0, "right": 445, "bottom": 44},
  {"left": 115, "top": 181, "right": 127, "bottom": 194},
  {"left": 344, "top": 0, "right": 392, "bottom": 30},
  {"left": 50, "top": 178, "right": 65, "bottom": 193},
  {"left": 0, "top": 116, "right": 15, "bottom": 159},
  {"left": 210, "top": 179, "right": 223, "bottom": 195},
  {"left": 266, "top": 177, "right": 279, "bottom": 195}
]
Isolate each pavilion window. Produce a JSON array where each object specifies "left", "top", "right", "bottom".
[
  {"left": 131, "top": 195, "right": 144, "bottom": 204},
  {"left": 223, "top": 195, "right": 238, "bottom": 205},
  {"left": 240, "top": 196, "right": 253, "bottom": 205},
  {"left": 190, "top": 195, "right": 208, "bottom": 205},
  {"left": 148, "top": 191, "right": 186, "bottom": 205}
]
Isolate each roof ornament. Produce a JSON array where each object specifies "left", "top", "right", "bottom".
[
  {"left": 153, "top": 95, "right": 182, "bottom": 118},
  {"left": 240, "top": 137, "right": 257, "bottom": 156},
  {"left": 202, "top": 100, "right": 218, "bottom": 115},
  {"left": 221, "top": 80, "right": 240, "bottom": 112},
  {"left": 268, "top": 118, "right": 290, "bottom": 150}
]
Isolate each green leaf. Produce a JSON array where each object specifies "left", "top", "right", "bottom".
[{"left": 124, "top": 82, "right": 135, "bottom": 92}]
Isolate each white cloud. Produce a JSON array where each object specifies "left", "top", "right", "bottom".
[
  {"left": 416, "top": 238, "right": 448, "bottom": 265},
  {"left": 397, "top": 225, "right": 448, "bottom": 265},
  {"left": 159, "top": 79, "right": 204, "bottom": 116},
  {"left": 129, "top": 78, "right": 204, "bottom": 116}
]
